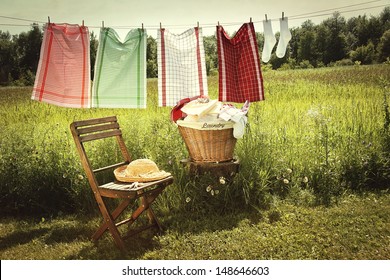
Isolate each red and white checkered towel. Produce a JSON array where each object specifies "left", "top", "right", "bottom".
[
  {"left": 157, "top": 27, "right": 208, "bottom": 107},
  {"left": 31, "top": 23, "right": 90, "bottom": 108},
  {"left": 217, "top": 22, "right": 264, "bottom": 103}
]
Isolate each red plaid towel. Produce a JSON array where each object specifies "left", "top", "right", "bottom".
[{"left": 217, "top": 22, "right": 264, "bottom": 103}]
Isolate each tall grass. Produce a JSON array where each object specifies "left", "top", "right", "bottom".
[{"left": 0, "top": 65, "right": 389, "bottom": 216}]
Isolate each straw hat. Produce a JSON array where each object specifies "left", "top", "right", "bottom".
[{"left": 114, "top": 159, "right": 171, "bottom": 182}]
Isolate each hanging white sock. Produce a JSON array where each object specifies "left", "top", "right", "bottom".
[
  {"left": 262, "top": 20, "right": 276, "bottom": 63},
  {"left": 276, "top": 17, "right": 292, "bottom": 58}
]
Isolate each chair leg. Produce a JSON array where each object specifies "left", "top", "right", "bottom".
[
  {"left": 141, "top": 194, "right": 163, "bottom": 231},
  {"left": 96, "top": 207, "right": 127, "bottom": 251},
  {"left": 106, "top": 219, "right": 126, "bottom": 251},
  {"left": 92, "top": 187, "right": 165, "bottom": 250},
  {"left": 91, "top": 194, "right": 132, "bottom": 251},
  {"left": 147, "top": 206, "right": 163, "bottom": 231},
  {"left": 92, "top": 198, "right": 132, "bottom": 242},
  {"left": 123, "top": 188, "right": 164, "bottom": 232}
]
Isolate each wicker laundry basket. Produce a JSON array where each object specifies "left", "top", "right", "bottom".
[{"left": 178, "top": 123, "right": 237, "bottom": 163}]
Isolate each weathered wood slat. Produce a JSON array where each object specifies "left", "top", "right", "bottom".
[
  {"left": 100, "top": 181, "right": 138, "bottom": 190},
  {"left": 93, "top": 162, "right": 128, "bottom": 173},
  {"left": 99, "top": 176, "right": 173, "bottom": 193},
  {"left": 79, "top": 129, "right": 122, "bottom": 142},
  {"left": 77, "top": 122, "right": 120, "bottom": 135},
  {"left": 73, "top": 116, "right": 117, "bottom": 128},
  {"left": 72, "top": 116, "right": 117, "bottom": 128}
]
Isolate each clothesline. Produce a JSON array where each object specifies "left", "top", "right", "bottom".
[{"left": 0, "top": 1, "right": 387, "bottom": 32}]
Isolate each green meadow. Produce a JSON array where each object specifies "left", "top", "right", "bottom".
[{"left": 0, "top": 65, "right": 389, "bottom": 259}]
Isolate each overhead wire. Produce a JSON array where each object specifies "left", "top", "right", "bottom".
[
  {"left": 0, "top": 15, "right": 45, "bottom": 24},
  {"left": 288, "top": 0, "right": 384, "bottom": 18},
  {"left": 0, "top": 0, "right": 388, "bottom": 31},
  {"left": 289, "top": 4, "right": 389, "bottom": 21}
]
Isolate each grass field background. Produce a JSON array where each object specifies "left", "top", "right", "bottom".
[{"left": 0, "top": 65, "right": 389, "bottom": 259}]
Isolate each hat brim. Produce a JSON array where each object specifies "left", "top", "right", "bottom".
[{"left": 114, "top": 165, "right": 171, "bottom": 183}]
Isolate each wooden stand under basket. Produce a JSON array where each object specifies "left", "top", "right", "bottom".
[{"left": 180, "top": 158, "right": 240, "bottom": 177}]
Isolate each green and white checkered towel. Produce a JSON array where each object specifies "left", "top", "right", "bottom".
[{"left": 92, "top": 27, "right": 147, "bottom": 108}]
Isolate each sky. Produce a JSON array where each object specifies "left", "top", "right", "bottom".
[{"left": 0, "top": 0, "right": 388, "bottom": 39}]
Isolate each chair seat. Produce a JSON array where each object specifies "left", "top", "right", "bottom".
[{"left": 98, "top": 176, "right": 174, "bottom": 199}]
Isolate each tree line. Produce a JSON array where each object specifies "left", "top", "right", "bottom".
[{"left": 0, "top": 7, "right": 389, "bottom": 86}]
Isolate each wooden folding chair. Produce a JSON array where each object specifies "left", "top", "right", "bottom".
[{"left": 70, "top": 116, "right": 173, "bottom": 251}]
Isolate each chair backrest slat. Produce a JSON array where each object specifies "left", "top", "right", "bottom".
[
  {"left": 93, "top": 161, "right": 128, "bottom": 173},
  {"left": 77, "top": 122, "right": 120, "bottom": 135},
  {"left": 72, "top": 116, "right": 117, "bottom": 128},
  {"left": 72, "top": 116, "right": 124, "bottom": 142},
  {"left": 79, "top": 129, "right": 122, "bottom": 142}
]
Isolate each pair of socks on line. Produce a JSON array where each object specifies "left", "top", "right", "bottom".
[{"left": 262, "top": 17, "right": 292, "bottom": 63}]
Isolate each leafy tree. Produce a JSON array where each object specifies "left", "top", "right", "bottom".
[
  {"left": 203, "top": 35, "right": 218, "bottom": 75},
  {"left": 314, "top": 25, "right": 330, "bottom": 65},
  {"left": 297, "top": 20, "right": 317, "bottom": 66},
  {"left": 146, "top": 36, "right": 157, "bottom": 78},
  {"left": 15, "top": 24, "right": 42, "bottom": 80},
  {"left": 377, "top": 29, "right": 390, "bottom": 62},
  {"left": 288, "top": 28, "right": 300, "bottom": 62},
  {"left": 0, "top": 31, "right": 16, "bottom": 85},
  {"left": 322, "top": 12, "right": 348, "bottom": 64},
  {"left": 89, "top": 31, "right": 98, "bottom": 81},
  {"left": 350, "top": 41, "right": 376, "bottom": 64},
  {"left": 366, "top": 16, "right": 383, "bottom": 46},
  {"left": 352, "top": 15, "right": 372, "bottom": 46},
  {"left": 379, "top": 7, "right": 390, "bottom": 32}
]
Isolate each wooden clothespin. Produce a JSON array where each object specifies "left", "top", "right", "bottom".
[
  {"left": 265, "top": 14, "right": 268, "bottom": 22},
  {"left": 250, "top": 17, "right": 252, "bottom": 23},
  {"left": 82, "top": 20, "right": 84, "bottom": 27},
  {"left": 142, "top": 23, "right": 144, "bottom": 31},
  {"left": 282, "top": 12, "right": 285, "bottom": 20},
  {"left": 48, "top": 16, "right": 51, "bottom": 24},
  {"left": 102, "top": 21, "right": 105, "bottom": 28},
  {"left": 197, "top": 21, "right": 199, "bottom": 28}
]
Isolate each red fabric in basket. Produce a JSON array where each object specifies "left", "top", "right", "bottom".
[{"left": 170, "top": 95, "right": 202, "bottom": 123}]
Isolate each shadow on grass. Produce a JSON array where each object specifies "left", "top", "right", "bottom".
[
  {"left": 70, "top": 210, "right": 263, "bottom": 259},
  {"left": 160, "top": 208, "right": 263, "bottom": 235},
  {"left": 0, "top": 206, "right": 262, "bottom": 260},
  {"left": 71, "top": 230, "right": 163, "bottom": 259},
  {"left": 0, "top": 228, "right": 49, "bottom": 250}
]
